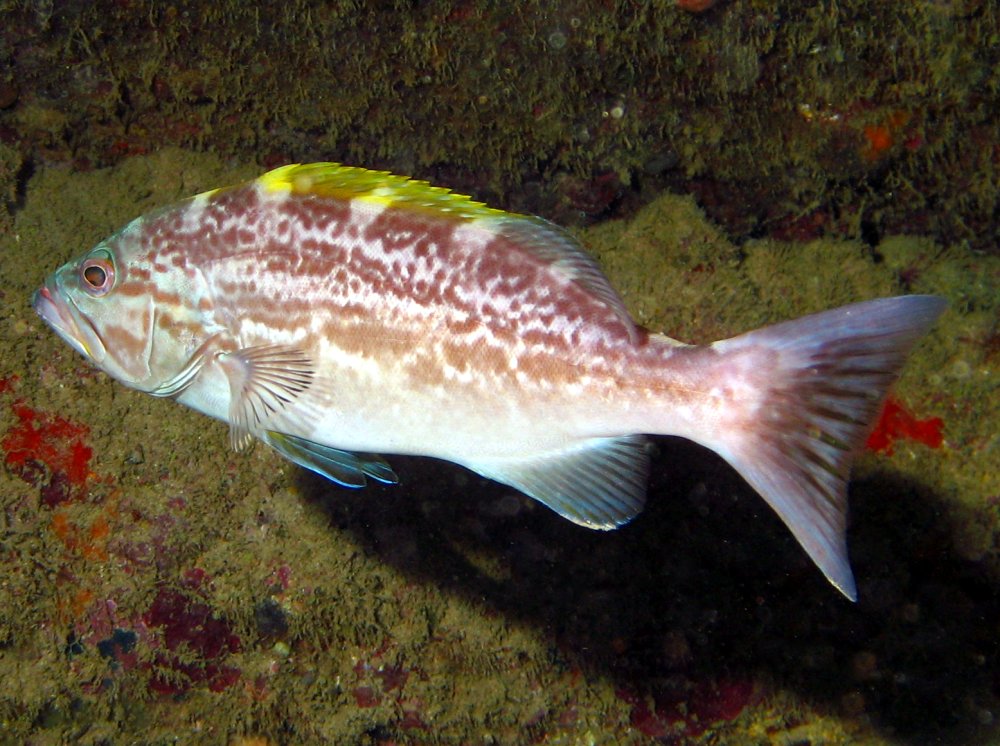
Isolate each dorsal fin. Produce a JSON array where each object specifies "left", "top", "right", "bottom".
[
  {"left": 256, "top": 162, "right": 506, "bottom": 221},
  {"left": 485, "top": 215, "right": 639, "bottom": 342}
]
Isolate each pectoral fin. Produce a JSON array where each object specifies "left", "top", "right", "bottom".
[
  {"left": 263, "top": 431, "right": 398, "bottom": 487},
  {"left": 218, "top": 344, "right": 315, "bottom": 450},
  {"left": 465, "top": 435, "right": 649, "bottom": 529}
]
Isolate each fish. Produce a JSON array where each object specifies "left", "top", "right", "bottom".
[{"left": 32, "top": 162, "right": 946, "bottom": 600}]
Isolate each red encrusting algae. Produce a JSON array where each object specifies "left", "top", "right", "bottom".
[
  {"left": 3, "top": 399, "right": 93, "bottom": 503},
  {"left": 616, "top": 677, "right": 756, "bottom": 738},
  {"left": 866, "top": 395, "right": 944, "bottom": 455},
  {"left": 1, "top": 380, "right": 243, "bottom": 695},
  {"left": 143, "top": 568, "right": 242, "bottom": 695},
  {"left": 1, "top": 381, "right": 123, "bottom": 562},
  {"left": 861, "top": 110, "right": 911, "bottom": 162},
  {"left": 676, "top": 0, "right": 718, "bottom": 11}
]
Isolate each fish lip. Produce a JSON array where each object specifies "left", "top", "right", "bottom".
[
  {"left": 32, "top": 284, "right": 73, "bottom": 339},
  {"left": 32, "top": 280, "right": 107, "bottom": 362}
]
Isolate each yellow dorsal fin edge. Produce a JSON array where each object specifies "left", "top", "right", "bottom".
[{"left": 257, "top": 162, "right": 507, "bottom": 221}]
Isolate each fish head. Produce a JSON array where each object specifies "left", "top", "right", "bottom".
[{"left": 33, "top": 220, "right": 215, "bottom": 396}]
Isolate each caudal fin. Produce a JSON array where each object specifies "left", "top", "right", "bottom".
[{"left": 710, "top": 296, "right": 946, "bottom": 601}]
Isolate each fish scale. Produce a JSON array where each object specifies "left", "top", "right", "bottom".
[{"left": 34, "top": 162, "right": 946, "bottom": 600}]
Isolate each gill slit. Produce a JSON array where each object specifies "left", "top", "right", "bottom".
[
  {"left": 142, "top": 297, "right": 157, "bottom": 379},
  {"left": 148, "top": 333, "right": 224, "bottom": 399}
]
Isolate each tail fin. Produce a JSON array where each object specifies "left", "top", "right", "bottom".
[{"left": 710, "top": 296, "right": 946, "bottom": 600}]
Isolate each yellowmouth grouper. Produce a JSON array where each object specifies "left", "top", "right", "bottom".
[{"left": 33, "top": 163, "right": 945, "bottom": 600}]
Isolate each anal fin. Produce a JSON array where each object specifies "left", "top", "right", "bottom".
[{"left": 466, "top": 435, "right": 649, "bottom": 529}]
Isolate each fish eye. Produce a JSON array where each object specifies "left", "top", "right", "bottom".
[{"left": 80, "top": 252, "right": 115, "bottom": 296}]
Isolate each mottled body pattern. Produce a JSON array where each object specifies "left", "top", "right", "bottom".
[{"left": 35, "top": 164, "right": 946, "bottom": 599}]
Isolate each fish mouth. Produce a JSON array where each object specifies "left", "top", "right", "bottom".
[{"left": 32, "top": 281, "right": 107, "bottom": 363}]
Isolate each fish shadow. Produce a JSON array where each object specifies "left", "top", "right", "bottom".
[{"left": 296, "top": 437, "right": 998, "bottom": 743}]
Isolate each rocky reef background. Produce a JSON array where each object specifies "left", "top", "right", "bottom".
[
  {"left": 0, "top": 0, "right": 997, "bottom": 251},
  {"left": 0, "top": 2, "right": 998, "bottom": 744}
]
